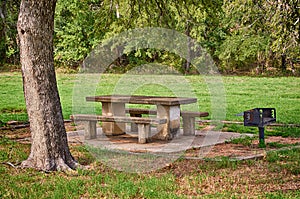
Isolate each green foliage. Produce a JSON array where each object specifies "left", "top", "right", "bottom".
[
  {"left": 3, "top": 0, "right": 299, "bottom": 73},
  {"left": 54, "top": 0, "right": 227, "bottom": 73},
  {"left": 217, "top": 34, "right": 269, "bottom": 71},
  {"left": 266, "top": 0, "right": 299, "bottom": 61},
  {"left": 220, "top": 0, "right": 299, "bottom": 73},
  {"left": 54, "top": 0, "right": 108, "bottom": 67},
  {"left": 0, "top": 0, "right": 20, "bottom": 65}
]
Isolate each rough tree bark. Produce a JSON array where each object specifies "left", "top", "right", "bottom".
[{"left": 17, "top": 0, "right": 78, "bottom": 171}]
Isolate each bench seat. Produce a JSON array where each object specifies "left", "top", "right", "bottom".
[
  {"left": 125, "top": 108, "right": 209, "bottom": 135},
  {"left": 180, "top": 111, "right": 209, "bottom": 135},
  {"left": 71, "top": 114, "right": 167, "bottom": 144}
]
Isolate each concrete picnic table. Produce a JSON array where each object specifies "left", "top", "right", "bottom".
[{"left": 86, "top": 95, "right": 197, "bottom": 140}]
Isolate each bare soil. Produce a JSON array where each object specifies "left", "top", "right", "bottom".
[{"left": 185, "top": 136, "right": 300, "bottom": 160}]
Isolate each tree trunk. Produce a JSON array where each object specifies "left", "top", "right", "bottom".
[
  {"left": 0, "top": 0, "right": 7, "bottom": 65},
  {"left": 281, "top": 53, "right": 287, "bottom": 72},
  {"left": 182, "top": 20, "right": 191, "bottom": 74},
  {"left": 17, "top": 0, "right": 78, "bottom": 171}
]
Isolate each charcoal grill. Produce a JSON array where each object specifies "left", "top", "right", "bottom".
[{"left": 241, "top": 108, "right": 276, "bottom": 147}]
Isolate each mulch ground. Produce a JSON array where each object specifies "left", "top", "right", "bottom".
[{"left": 185, "top": 136, "right": 300, "bottom": 160}]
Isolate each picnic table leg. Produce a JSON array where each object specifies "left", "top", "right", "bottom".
[
  {"left": 101, "top": 102, "right": 126, "bottom": 135},
  {"left": 154, "top": 105, "right": 180, "bottom": 140}
]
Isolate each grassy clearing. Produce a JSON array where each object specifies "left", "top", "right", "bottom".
[
  {"left": 0, "top": 73, "right": 27, "bottom": 122},
  {"left": 1, "top": 72, "right": 299, "bottom": 139},
  {"left": 1, "top": 72, "right": 300, "bottom": 197},
  {"left": 0, "top": 72, "right": 299, "bottom": 124},
  {"left": 0, "top": 137, "right": 300, "bottom": 198}
]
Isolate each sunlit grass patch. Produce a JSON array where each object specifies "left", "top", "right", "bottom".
[{"left": 1, "top": 73, "right": 300, "bottom": 126}]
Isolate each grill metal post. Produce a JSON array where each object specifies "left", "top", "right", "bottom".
[{"left": 258, "top": 126, "right": 266, "bottom": 148}]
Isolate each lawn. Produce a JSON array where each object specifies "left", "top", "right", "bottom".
[
  {"left": 0, "top": 72, "right": 299, "bottom": 124},
  {"left": 0, "top": 136, "right": 300, "bottom": 198},
  {"left": 0, "top": 72, "right": 300, "bottom": 198}
]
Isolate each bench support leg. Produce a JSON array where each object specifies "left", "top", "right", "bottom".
[
  {"left": 84, "top": 121, "right": 97, "bottom": 139},
  {"left": 138, "top": 124, "right": 150, "bottom": 144},
  {"left": 130, "top": 113, "right": 142, "bottom": 132},
  {"left": 182, "top": 116, "right": 195, "bottom": 136}
]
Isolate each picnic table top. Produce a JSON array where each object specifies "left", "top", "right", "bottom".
[{"left": 86, "top": 95, "right": 197, "bottom": 106}]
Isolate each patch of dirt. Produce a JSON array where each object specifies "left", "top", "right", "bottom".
[
  {"left": 161, "top": 158, "right": 300, "bottom": 197},
  {"left": 0, "top": 121, "right": 76, "bottom": 141},
  {"left": 185, "top": 143, "right": 264, "bottom": 159},
  {"left": 185, "top": 136, "right": 300, "bottom": 159}
]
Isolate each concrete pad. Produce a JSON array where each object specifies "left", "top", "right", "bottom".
[{"left": 67, "top": 126, "right": 253, "bottom": 154}]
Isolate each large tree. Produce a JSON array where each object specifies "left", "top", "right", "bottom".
[{"left": 17, "top": 0, "right": 78, "bottom": 171}]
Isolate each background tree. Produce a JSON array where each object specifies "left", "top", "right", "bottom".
[
  {"left": 0, "top": 0, "right": 21, "bottom": 66},
  {"left": 6, "top": 0, "right": 21, "bottom": 64},
  {"left": 18, "top": 0, "right": 77, "bottom": 171},
  {"left": 54, "top": 0, "right": 108, "bottom": 67},
  {"left": 2, "top": 0, "right": 298, "bottom": 74},
  {"left": 0, "top": 0, "right": 7, "bottom": 65},
  {"left": 266, "top": 0, "right": 299, "bottom": 72},
  {"left": 218, "top": 0, "right": 299, "bottom": 74}
]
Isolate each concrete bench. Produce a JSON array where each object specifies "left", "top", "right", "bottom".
[
  {"left": 125, "top": 108, "right": 209, "bottom": 135},
  {"left": 180, "top": 111, "right": 209, "bottom": 135},
  {"left": 70, "top": 114, "right": 167, "bottom": 144}
]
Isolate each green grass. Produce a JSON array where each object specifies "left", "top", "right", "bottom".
[
  {"left": 0, "top": 73, "right": 27, "bottom": 122},
  {"left": 223, "top": 76, "right": 300, "bottom": 124},
  {"left": 1, "top": 137, "right": 300, "bottom": 198},
  {"left": 267, "top": 148, "right": 300, "bottom": 175},
  {"left": 1, "top": 73, "right": 299, "bottom": 125},
  {"left": 222, "top": 123, "right": 258, "bottom": 134},
  {"left": 1, "top": 72, "right": 300, "bottom": 197},
  {"left": 1, "top": 72, "right": 299, "bottom": 146},
  {"left": 0, "top": 138, "right": 179, "bottom": 198}
]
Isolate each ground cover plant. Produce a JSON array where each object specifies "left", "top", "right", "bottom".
[{"left": 0, "top": 72, "right": 300, "bottom": 197}]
